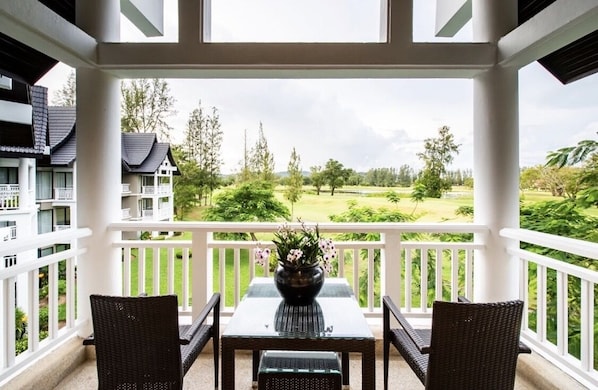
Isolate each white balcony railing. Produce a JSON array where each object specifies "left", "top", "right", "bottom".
[
  {"left": 1, "top": 222, "right": 597, "bottom": 388},
  {"left": 141, "top": 185, "right": 171, "bottom": 195},
  {"left": 0, "top": 228, "right": 91, "bottom": 384},
  {"left": 121, "top": 183, "right": 131, "bottom": 194},
  {"left": 53, "top": 224, "right": 71, "bottom": 231},
  {"left": 121, "top": 208, "right": 131, "bottom": 219},
  {"left": 54, "top": 188, "right": 74, "bottom": 201},
  {"left": 0, "top": 184, "right": 19, "bottom": 210}
]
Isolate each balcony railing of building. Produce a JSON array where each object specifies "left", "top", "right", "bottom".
[
  {"left": 0, "top": 222, "right": 596, "bottom": 388},
  {"left": 53, "top": 224, "right": 71, "bottom": 232},
  {"left": 121, "top": 208, "right": 131, "bottom": 219},
  {"left": 0, "top": 184, "right": 19, "bottom": 210},
  {"left": 141, "top": 185, "right": 171, "bottom": 195},
  {"left": 121, "top": 183, "right": 131, "bottom": 194},
  {"left": 54, "top": 188, "right": 74, "bottom": 201}
]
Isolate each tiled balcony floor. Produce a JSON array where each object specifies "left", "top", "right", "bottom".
[{"left": 54, "top": 351, "right": 541, "bottom": 390}]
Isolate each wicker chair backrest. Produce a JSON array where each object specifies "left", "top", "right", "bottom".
[
  {"left": 90, "top": 294, "right": 183, "bottom": 390},
  {"left": 425, "top": 299, "right": 524, "bottom": 390}
]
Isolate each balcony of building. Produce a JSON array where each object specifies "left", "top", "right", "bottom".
[
  {"left": 0, "top": 185, "right": 19, "bottom": 210},
  {"left": 0, "top": 222, "right": 596, "bottom": 389}
]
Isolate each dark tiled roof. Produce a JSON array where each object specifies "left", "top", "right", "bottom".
[
  {"left": 48, "top": 106, "right": 76, "bottom": 166},
  {"left": 122, "top": 132, "right": 157, "bottom": 166},
  {"left": 0, "top": 85, "right": 48, "bottom": 157},
  {"left": 519, "top": 0, "right": 598, "bottom": 84},
  {"left": 0, "top": 0, "right": 75, "bottom": 85}
]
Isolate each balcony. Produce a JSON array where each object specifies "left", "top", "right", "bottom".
[
  {"left": 142, "top": 185, "right": 171, "bottom": 196},
  {"left": 0, "top": 222, "right": 596, "bottom": 388},
  {"left": 54, "top": 187, "right": 74, "bottom": 201},
  {"left": 0, "top": 184, "right": 19, "bottom": 210}
]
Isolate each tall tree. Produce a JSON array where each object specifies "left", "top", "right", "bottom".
[
  {"left": 416, "top": 125, "right": 460, "bottom": 198},
  {"left": 237, "top": 129, "right": 253, "bottom": 183},
  {"left": 52, "top": 69, "right": 76, "bottom": 106},
  {"left": 204, "top": 106, "right": 223, "bottom": 205},
  {"left": 121, "top": 78, "right": 176, "bottom": 141},
  {"left": 249, "top": 122, "right": 275, "bottom": 182},
  {"left": 171, "top": 146, "right": 202, "bottom": 220},
  {"left": 284, "top": 147, "right": 303, "bottom": 218},
  {"left": 322, "top": 159, "right": 348, "bottom": 196},
  {"left": 182, "top": 101, "right": 223, "bottom": 205},
  {"left": 310, "top": 166, "right": 324, "bottom": 195}
]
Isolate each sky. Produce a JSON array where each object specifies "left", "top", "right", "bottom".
[{"left": 37, "top": 1, "right": 598, "bottom": 175}]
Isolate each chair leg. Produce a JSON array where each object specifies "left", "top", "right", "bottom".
[
  {"left": 213, "top": 335, "right": 219, "bottom": 389},
  {"left": 383, "top": 339, "right": 390, "bottom": 390}
]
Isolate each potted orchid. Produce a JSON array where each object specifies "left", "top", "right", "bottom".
[{"left": 254, "top": 221, "right": 336, "bottom": 305}]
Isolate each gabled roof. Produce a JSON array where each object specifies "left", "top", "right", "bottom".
[
  {"left": 48, "top": 106, "right": 76, "bottom": 166},
  {"left": 0, "top": 85, "right": 48, "bottom": 158},
  {"left": 122, "top": 132, "right": 179, "bottom": 175},
  {"left": 46, "top": 121, "right": 179, "bottom": 174}
]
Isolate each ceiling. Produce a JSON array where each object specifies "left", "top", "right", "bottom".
[{"left": 0, "top": 0, "right": 596, "bottom": 85}]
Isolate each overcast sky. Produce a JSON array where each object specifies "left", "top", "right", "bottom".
[{"left": 37, "top": 1, "right": 598, "bottom": 174}]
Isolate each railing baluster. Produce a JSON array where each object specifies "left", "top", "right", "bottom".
[
  {"left": 153, "top": 248, "right": 160, "bottom": 294},
  {"left": 420, "top": 248, "right": 428, "bottom": 312}
]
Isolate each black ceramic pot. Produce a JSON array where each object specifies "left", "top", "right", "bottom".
[{"left": 274, "top": 263, "right": 324, "bottom": 306}]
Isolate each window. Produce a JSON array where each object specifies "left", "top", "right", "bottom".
[
  {"left": 38, "top": 209, "right": 53, "bottom": 234},
  {"left": 0, "top": 167, "right": 18, "bottom": 184},
  {"left": 36, "top": 171, "right": 53, "bottom": 200}
]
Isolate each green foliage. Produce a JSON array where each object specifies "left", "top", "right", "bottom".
[
  {"left": 249, "top": 123, "right": 276, "bottom": 182},
  {"left": 322, "top": 159, "right": 349, "bottom": 196},
  {"left": 203, "top": 181, "right": 290, "bottom": 228},
  {"left": 52, "top": 69, "right": 76, "bottom": 106},
  {"left": 545, "top": 136, "right": 598, "bottom": 207},
  {"left": 385, "top": 191, "right": 400, "bottom": 206},
  {"left": 15, "top": 307, "right": 27, "bottom": 340},
  {"left": 416, "top": 125, "right": 460, "bottom": 198},
  {"left": 120, "top": 78, "right": 176, "bottom": 142},
  {"left": 455, "top": 205, "right": 473, "bottom": 217},
  {"left": 284, "top": 147, "right": 303, "bottom": 217},
  {"left": 310, "top": 166, "right": 325, "bottom": 195}
]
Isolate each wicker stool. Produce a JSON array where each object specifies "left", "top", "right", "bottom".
[{"left": 258, "top": 350, "right": 342, "bottom": 390}]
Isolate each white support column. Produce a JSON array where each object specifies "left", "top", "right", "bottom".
[
  {"left": 472, "top": 1, "right": 519, "bottom": 302},
  {"left": 75, "top": 0, "right": 121, "bottom": 336}
]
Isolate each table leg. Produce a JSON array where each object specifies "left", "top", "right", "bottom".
[
  {"left": 342, "top": 352, "right": 349, "bottom": 387},
  {"left": 252, "top": 350, "right": 260, "bottom": 384},
  {"left": 361, "top": 343, "right": 376, "bottom": 390},
  {"left": 222, "top": 342, "right": 235, "bottom": 390}
]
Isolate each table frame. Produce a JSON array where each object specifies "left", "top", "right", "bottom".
[{"left": 221, "top": 279, "right": 376, "bottom": 390}]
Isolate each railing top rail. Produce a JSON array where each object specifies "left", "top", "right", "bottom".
[
  {"left": 0, "top": 227, "right": 92, "bottom": 257},
  {"left": 501, "top": 227, "right": 598, "bottom": 260},
  {"left": 109, "top": 221, "right": 488, "bottom": 234}
]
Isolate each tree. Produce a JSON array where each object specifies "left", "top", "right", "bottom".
[
  {"left": 410, "top": 182, "right": 426, "bottom": 216},
  {"left": 181, "top": 102, "right": 223, "bottom": 205},
  {"left": 322, "top": 159, "right": 348, "bottom": 196},
  {"left": 52, "top": 69, "right": 76, "bottom": 106},
  {"left": 284, "top": 148, "right": 303, "bottom": 218},
  {"left": 310, "top": 166, "right": 325, "bottom": 195},
  {"left": 172, "top": 146, "right": 202, "bottom": 220},
  {"left": 386, "top": 191, "right": 400, "bottom": 207},
  {"left": 546, "top": 136, "right": 598, "bottom": 207},
  {"left": 203, "top": 181, "right": 290, "bottom": 240},
  {"left": 121, "top": 78, "right": 176, "bottom": 141},
  {"left": 237, "top": 129, "right": 253, "bottom": 183},
  {"left": 416, "top": 125, "right": 460, "bottom": 198},
  {"left": 249, "top": 122, "right": 275, "bottom": 182}
]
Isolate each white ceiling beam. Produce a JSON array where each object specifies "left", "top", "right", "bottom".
[
  {"left": 0, "top": 0, "right": 97, "bottom": 68},
  {"left": 97, "top": 41, "right": 495, "bottom": 79},
  {"left": 435, "top": 0, "right": 472, "bottom": 37},
  {"left": 498, "top": 0, "right": 598, "bottom": 68},
  {"left": 121, "top": 0, "right": 164, "bottom": 37}
]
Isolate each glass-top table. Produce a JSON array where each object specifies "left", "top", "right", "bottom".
[{"left": 221, "top": 277, "right": 375, "bottom": 389}]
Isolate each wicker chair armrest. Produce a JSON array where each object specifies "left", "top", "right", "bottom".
[
  {"left": 180, "top": 293, "right": 220, "bottom": 345},
  {"left": 82, "top": 334, "right": 95, "bottom": 345},
  {"left": 457, "top": 295, "right": 471, "bottom": 303},
  {"left": 383, "top": 296, "right": 430, "bottom": 354}
]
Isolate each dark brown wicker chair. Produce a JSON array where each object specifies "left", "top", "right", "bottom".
[
  {"left": 84, "top": 293, "right": 220, "bottom": 390},
  {"left": 383, "top": 295, "right": 531, "bottom": 390}
]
